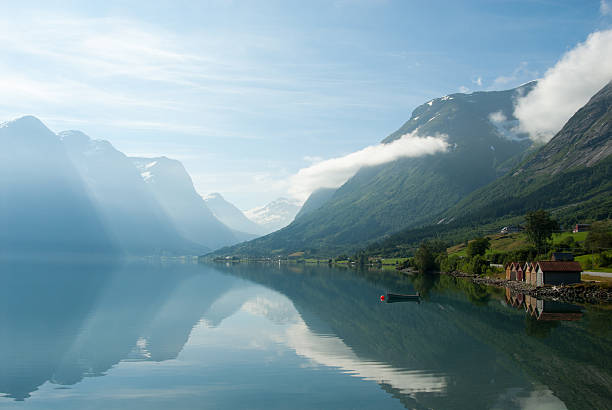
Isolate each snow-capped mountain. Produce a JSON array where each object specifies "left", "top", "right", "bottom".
[
  {"left": 203, "top": 193, "right": 266, "bottom": 236},
  {"left": 244, "top": 198, "right": 301, "bottom": 234}
]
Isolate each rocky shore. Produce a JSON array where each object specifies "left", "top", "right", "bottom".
[{"left": 400, "top": 269, "right": 612, "bottom": 305}]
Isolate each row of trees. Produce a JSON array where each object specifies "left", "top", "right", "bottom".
[{"left": 411, "top": 236, "right": 492, "bottom": 275}]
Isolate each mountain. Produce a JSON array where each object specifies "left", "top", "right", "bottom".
[
  {"left": 294, "top": 188, "right": 336, "bottom": 220},
  {"left": 0, "top": 116, "right": 117, "bottom": 256},
  {"left": 444, "top": 80, "right": 612, "bottom": 224},
  {"left": 244, "top": 197, "right": 302, "bottom": 234},
  {"left": 203, "top": 193, "right": 266, "bottom": 236},
  {"left": 131, "top": 157, "right": 238, "bottom": 250},
  {"left": 369, "top": 81, "right": 612, "bottom": 254},
  {"left": 61, "top": 130, "right": 202, "bottom": 255},
  {"left": 210, "top": 83, "right": 535, "bottom": 257},
  {"left": 518, "top": 81, "right": 612, "bottom": 175}
]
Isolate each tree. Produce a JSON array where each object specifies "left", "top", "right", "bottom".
[
  {"left": 584, "top": 221, "right": 612, "bottom": 253},
  {"left": 414, "top": 239, "right": 447, "bottom": 273},
  {"left": 466, "top": 237, "right": 490, "bottom": 258},
  {"left": 525, "top": 210, "right": 558, "bottom": 255},
  {"left": 468, "top": 254, "right": 488, "bottom": 275}
]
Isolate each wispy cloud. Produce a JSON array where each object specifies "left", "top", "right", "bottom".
[
  {"left": 514, "top": 29, "right": 612, "bottom": 142},
  {"left": 288, "top": 131, "right": 449, "bottom": 201},
  {"left": 0, "top": 13, "right": 359, "bottom": 136},
  {"left": 491, "top": 61, "right": 537, "bottom": 89},
  {"left": 601, "top": 0, "right": 612, "bottom": 16}
]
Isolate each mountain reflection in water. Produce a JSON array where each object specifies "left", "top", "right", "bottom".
[{"left": 0, "top": 260, "right": 610, "bottom": 409}]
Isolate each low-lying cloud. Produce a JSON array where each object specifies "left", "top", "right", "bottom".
[
  {"left": 289, "top": 131, "right": 449, "bottom": 201},
  {"left": 514, "top": 29, "right": 612, "bottom": 143}
]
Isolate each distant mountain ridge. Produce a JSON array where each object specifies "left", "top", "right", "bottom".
[
  {"left": 203, "top": 193, "right": 266, "bottom": 236},
  {"left": 131, "top": 157, "right": 238, "bottom": 250},
  {"left": 0, "top": 115, "right": 244, "bottom": 256},
  {"left": 61, "top": 130, "right": 200, "bottom": 255}
]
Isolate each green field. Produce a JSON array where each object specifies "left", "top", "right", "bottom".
[
  {"left": 447, "top": 231, "right": 591, "bottom": 257},
  {"left": 575, "top": 254, "right": 612, "bottom": 273}
]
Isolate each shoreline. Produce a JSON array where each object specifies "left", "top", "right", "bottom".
[{"left": 399, "top": 268, "right": 612, "bottom": 305}]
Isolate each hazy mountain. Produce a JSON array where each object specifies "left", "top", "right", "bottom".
[
  {"left": 294, "top": 188, "right": 336, "bottom": 220},
  {"left": 211, "top": 83, "right": 535, "bottom": 256},
  {"left": 61, "top": 130, "right": 202, "bottom": 255},
  {"left": 244, "top": 197, "right": 302, "bottom": 234},
  {"left": 203, "top": 193, "right": 266, "bottom": 236},
  {"left": 131, "top": 157, "right": 238, "bottom": 250},
  {"left": 0, "top": 116, "right": 117, "bottom": 256}
]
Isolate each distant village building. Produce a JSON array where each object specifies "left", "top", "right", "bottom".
[
  {"left": 573, "top": 224, "right": 590, "bottom": 233},
  {"left": 500, "top": 225, "right": 522, "bottom": 234}
]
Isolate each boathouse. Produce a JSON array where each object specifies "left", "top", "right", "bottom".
[
  {"left": 524, "top": 262, "right": 537, "bottom": 285},
  {"left": 505, "top": 262, "right": 516, "bottom": 280},
  {"left": 534, "top": 261, "right": 582, "bottom": 287},
  {"left": 516, "top": 261, "right": 525, "bottom": 281}
]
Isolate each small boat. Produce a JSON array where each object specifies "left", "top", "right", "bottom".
[{"left": 380, "top": 292, "right": 420, "bottom": 303}]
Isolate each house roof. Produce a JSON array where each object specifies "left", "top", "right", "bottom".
[{"left": 537, "top": 261, "right": 582, "bottom": 272}]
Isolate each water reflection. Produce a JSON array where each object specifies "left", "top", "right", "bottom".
[
  {"left": 505, "top": 289, "right": 583, "bottom": 321},
  {"left": 0, "top": 261, "right": 610, "bottom": 409}
]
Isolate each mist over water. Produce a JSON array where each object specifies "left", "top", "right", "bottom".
[{"left": 1, "top": 260, "right": 610, "bottom": 409}]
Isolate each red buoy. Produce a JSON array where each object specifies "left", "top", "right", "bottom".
[{"left": 380, "top": 295, "right": 385, "bottom": 302}]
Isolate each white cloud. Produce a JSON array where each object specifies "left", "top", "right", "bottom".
[
  {"left": 288, "top": 131, "right": 449, "bottom": 201},
  {"left": 458, "top": 86, "right": 470, "bottom": 93},
  {"left": 514, "top": 29, "right": 612, "bottom": 143},
  {"left": 488, "top": 110, "right": 507, "bottom": 124},
  {"left": 601, "top": 0, "right": 611, "bottom": 16},
  {"left": 472, "top": 76, "right": 483, "bottom": 86}
]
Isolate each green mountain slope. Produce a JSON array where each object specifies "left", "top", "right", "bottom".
[
  {"left": 368, "top": 81, "right": 612, "bottom": 254},
  {"left": 445, "top": 80, "right": 612, "bottom": 223},
  {"left": 210, "top": 83, "right": 535, "bottom": 257},
  {"left": 294, "top": 187, "right": 336, "bottom": 220}
]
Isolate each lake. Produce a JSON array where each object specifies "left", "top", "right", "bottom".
[{"left": 1, "top": 260, "right": 611, "bottom": 409}]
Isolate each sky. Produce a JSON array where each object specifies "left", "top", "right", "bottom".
[{"left": 0, "top": 0, "right": 610, "bottom": 209}]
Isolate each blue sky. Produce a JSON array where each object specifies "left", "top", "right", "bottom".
[{"left": 0, "top": 0, "right": 609, "bottom": 209}]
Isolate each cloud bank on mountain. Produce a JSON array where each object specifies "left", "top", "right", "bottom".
[
  {"left": 514, "top": 29, "right": 612, "bottom": 143},
  {"left": 289, "top": 131, "right": 449, "bottom": 201}
]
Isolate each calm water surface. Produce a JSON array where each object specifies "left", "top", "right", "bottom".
[{"left": 0, "top": 260, "right": 611, "bottom": 409}]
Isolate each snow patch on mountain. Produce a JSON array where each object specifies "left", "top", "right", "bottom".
[{"left": 244, "top": 198, "right": 301, "bottom": 234}]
